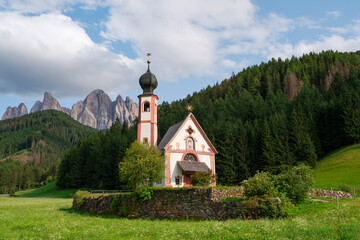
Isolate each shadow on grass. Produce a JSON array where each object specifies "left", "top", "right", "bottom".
[
  {"left": 59, "top": 207, "right": 212, "bottom": 222},
  {"left": 59, "top": 207, "right": 120, "bottom": 219}
]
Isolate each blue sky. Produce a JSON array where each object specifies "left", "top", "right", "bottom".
[{"left": 0, "top": 0, "right": 359, "bottom": 115}]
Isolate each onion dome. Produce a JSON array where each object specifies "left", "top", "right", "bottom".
[{"left": 139, "top": 60, "right": 158, "bottom": 94}]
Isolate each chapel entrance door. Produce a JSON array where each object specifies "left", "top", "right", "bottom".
[{"left": 184, "top": 174, "right": 192, "bottom": 187}]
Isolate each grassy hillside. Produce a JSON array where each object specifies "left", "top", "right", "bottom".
[
  {"left": 16, "top": 182, "right": 78, "bottom": 198},
  {"left": 313, "top": 144, "right": 360, "bottom": 190}
]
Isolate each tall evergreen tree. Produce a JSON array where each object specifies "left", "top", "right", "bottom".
[
  {"left": 343, "top": 87, "right": 360, "bottom": 143},
  {"left": 290, "top": 105, "right": 317, "bottom": 167}
]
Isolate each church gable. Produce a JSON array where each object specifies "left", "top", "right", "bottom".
[
  {"left": 157, "top": 113, "right": 217, "bottom": 187},
  {"left": 164, "top": 113, "right": 217, "bottom": 154}
]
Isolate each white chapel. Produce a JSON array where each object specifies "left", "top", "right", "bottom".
[{"left": 137, "top": 60, "right": 217, "bottom": 187}]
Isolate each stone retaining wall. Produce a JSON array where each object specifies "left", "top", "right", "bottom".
[
  {"left": 74, "top": 187, "right": 265, "bottom": 219},
  {"left": 308, "top": 189, "right": 353, "bottom": 199},
  {"left": 74, "top": 187, "right": 351, "bottom": 219}
]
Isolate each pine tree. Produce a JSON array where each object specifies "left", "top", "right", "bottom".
[
  {"left": 343, "top": 87, "right": 360, "bottom": 143},
  {"left": 290, "top": 105, "right": 317, "bottom": 167}
]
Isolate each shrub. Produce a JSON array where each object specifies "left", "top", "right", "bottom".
[
  {"left": 45, "top": 176, "right": 54, "bottom": 184},
  {"left": 243, "top": 171, "right": 278, "bottom": 198},
  {"left": 119, "top": 141, "right": 164, "bottom": 190},
  {"left": 73, "top": 190, "right": 91, "bottom": 208},
  {"left": 237, "top": 196, "right": 290, "bottom": 219},
  {"left": 110, "top": 195, "right": 123, "bottom": 211},
  {"left": 136, "top": 187, "right": 154, "bottom": 201},
  {"left": 221, "top": 197, "right": 245, "bottom": 202},
  {"left": 191, "top": 171, "right": 216, "bottom": 186},
  {"left": 8, "top": 189, "right": 16, "bottom": 197},
  {"left": 257, "top": 196, "right": 290, "bottom": 219},
  {"left": 276, "top": 164, "right": 314, "bottom": 204},
  {"left": 339, "top": 183, "right": 353, "bottom": 193}
]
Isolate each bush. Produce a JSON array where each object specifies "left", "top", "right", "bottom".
[
  {"left": 191, "top": 171, "right": 216, "bottom": 186},
  {"left": 8, "top": 189, "right": 16, "bottom": 197},
  {"left": 236, "top": 196, "right": 290, "bottom": 219},
  {"left": 257, "top": 196, "right": 290, "bottom": 219},
  {"left": 243, "top": 171, "right": 278, "bottom": 198},
  {"left": 45, "top": 176, "right": 54, "bottom": 184},
  {"left": 110, "top": 195, "right": 123, "bottom": 211},
  {"left": 221, "top": 197, "right": 245, "bottom": 202},
  {"left": 136, "top": 187, "right": 154, "bottom": 201},
  {"left": 119, "top": 141, "right": 164, "bottom": 190},
  {"left": 73, "top": 190, "right": 91, "bottom": 208},
  {"left": 276, "top": 164, "right": 313, "bottom": 204},
  {"left": 339, "top": 183, "right": 353, "bottom": 193}
]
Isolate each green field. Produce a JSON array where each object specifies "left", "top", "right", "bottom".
[
  {"left": 313, "top": 144, "right": 360, "bottom": 190},
  {"left": 16, "top": 181, "right": 78, "bottom": 198},
  {"left": 0, "top": 196, "right": 360, "bottom": 239}
]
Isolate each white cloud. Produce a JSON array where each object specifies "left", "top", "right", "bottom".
[
  {"left": 326, "top": 11, "right": 341, "bottom": 19},
  {"left": 0, "top": 11, "right": 142, "bottom": 98},
  {"left": 295, "top": 17, "right": 321, "bottom": 29},
  {"left": 0, "top": 0, "right": 358, "bottom": 102},
  {"left": 101, "top": 0, "right": 292, "bottom": 81},
  {"left": 268, "top": 35, "right": 360, "bottom": 60}
]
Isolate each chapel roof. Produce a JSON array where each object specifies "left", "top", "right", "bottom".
[
  {"left": 157, "top": 119, "right": 184, "bottom": 152},
  {"left": 177, "top": 161, "right": 210, "bottom": 172}
]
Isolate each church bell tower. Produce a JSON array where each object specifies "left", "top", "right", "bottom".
[{"left": 137, "top": 55, "right": 158, "bottom": 146}]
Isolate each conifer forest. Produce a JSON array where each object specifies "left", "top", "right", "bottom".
[{"left": 2, "top": 50, "right": 360, "bottom": 191}]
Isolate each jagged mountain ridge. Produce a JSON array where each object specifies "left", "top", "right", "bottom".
[
  {"left": 2, "top": 90, "right": 138, "bottom": 129},
  {"left": 2, "top": 103, "right": 28, "bottom": 120}
]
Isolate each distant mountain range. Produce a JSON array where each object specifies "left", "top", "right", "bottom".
[{"left": 1, "top": 90, "right": 138, "bottom": 129}]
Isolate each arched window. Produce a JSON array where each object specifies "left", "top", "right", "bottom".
[
  {"left": 187, "top": 137, "right": 194, "bottom": 149},
  {"left": 144, "top": 102, "right": 150, "bottom": 112},
  {"left": 184, "top": 154, "right": 196, "bottom": 162}
]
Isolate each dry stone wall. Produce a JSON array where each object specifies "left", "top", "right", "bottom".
[
  {"left": 75, "top": 187, "right": 348, "bottom": 219},
  {"left": 309, "top": 189, "right": 353, "bottom": 199},
  {"left": 73, "top": 187, "right": 255, "bottom": 219}
]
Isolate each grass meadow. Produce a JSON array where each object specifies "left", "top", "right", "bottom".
[
  {"left": 16, "top": 182, "right": 78, "bottom": 198},
  {"left": 1, "top": 196, "right": 360, "bottom": 239},
  {"left": 313, "top": 144, "right": 360, "bottom": 194}
]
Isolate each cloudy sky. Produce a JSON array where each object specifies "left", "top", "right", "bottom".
[{"left": 0, "top": 0, "right": 359, "bottom": 115}]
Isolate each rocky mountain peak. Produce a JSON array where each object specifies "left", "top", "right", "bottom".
[
  {"left": 44, "top": 91, "right": 53, "bottom": 101},
  {"left": 2, "top": 90, "right": 138, "bottom": 129},
  {"left": 30, "top": 91, "right": 62, "bottom": 113},
  {"left": 1, "top": 103, "right": 28, "bottom": 120}
]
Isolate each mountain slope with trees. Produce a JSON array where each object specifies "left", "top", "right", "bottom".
[
  {"left": 57, "top": 50, "right": 360, "bottom": 189},
  {"left": 157, "top": 50, "right": 360, "bottom": 185},
  {"left": 0, "top": 110, "right": 96, "bottom": 193}
]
